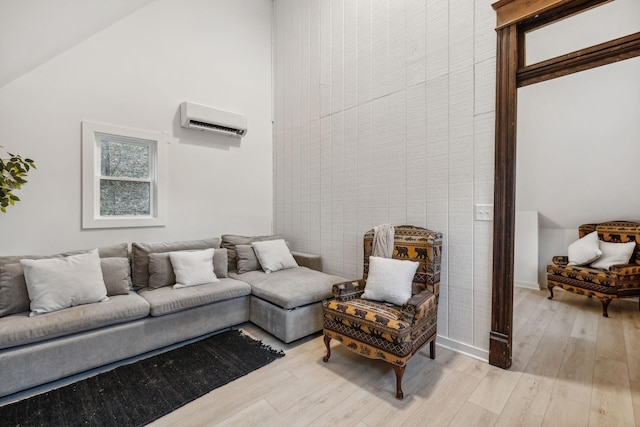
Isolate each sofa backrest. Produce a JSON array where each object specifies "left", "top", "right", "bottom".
[
  {"left": 220, "top": 234, "right": 284, "bottom": 272},
  {"left": 131, "top": 238, "right": 220, "bottom": 290},
  {"left": 363, "top": 225, "right": 443, "bottom": 297},
  {"left": 579, "top": 221, "right": 640, "bottom": 265}
]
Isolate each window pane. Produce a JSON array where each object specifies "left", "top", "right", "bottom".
[
  {"left": 100, "top": 140, "right": 150, "bottom": 178},
  {"left": 100, "top": 180, "right": 151, "bottom": 216}
]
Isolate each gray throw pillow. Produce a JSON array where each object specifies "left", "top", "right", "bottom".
[
  {"left": 100, "top": 257, "right": 132, "bottom": 296},
  {"left": 148, "top": 252, "right": 175, "bottom": 289},
  {"left": 235, "top": 245, "right": 261, "bottom": 274},
  {"left": 0, "top": 263, "right": 30, "bottom": 317},
  {"left": 213, "top": 248, "right": 229, "bottom": 278}
]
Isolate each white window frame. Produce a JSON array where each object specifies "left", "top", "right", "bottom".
[{"left": 82, "top": 121, "right": 167, "bottom": 229}]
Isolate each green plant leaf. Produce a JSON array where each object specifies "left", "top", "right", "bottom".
[{"left": 0, "top": 148, "right": 35, "bottom": 213}]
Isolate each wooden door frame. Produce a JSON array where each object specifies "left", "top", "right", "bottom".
[{"left": 489, "top": 0, "right": 640, "bottom": 368}]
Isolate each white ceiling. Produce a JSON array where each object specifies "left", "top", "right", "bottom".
[{"left": 0, "top": 0, "right": 154, "bottom": 88}]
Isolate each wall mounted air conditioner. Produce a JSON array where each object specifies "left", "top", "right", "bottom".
[{"left": 180, "top": 102, "right": 247, "bottom": 137}]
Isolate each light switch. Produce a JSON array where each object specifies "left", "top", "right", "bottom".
[{"left": 475, "top": 204, "right": 493, "bottom": 221}]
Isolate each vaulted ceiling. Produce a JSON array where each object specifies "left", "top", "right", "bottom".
[{"left": 0, "top": 0, "right": 154, "bottom": 88}]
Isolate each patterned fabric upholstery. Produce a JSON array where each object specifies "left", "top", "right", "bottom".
[
  {"left": 322, "top": 225, "right": 442, "bottom": 399},
  {"left": 547, "top": 221, "right": 640, "bottom": 317}
]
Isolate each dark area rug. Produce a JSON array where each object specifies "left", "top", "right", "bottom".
[{"left": 0, "top": 329, "right": 284, "bottom": 427}]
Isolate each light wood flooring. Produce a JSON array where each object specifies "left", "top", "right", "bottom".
[{"left": 150, "top": 288, "right": 640, "bottom": 426}]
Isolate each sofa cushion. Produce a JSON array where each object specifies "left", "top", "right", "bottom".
[
  {"left": 0, "top": 243, "right": 128, "bottom": 268},
  {"left": 236, "top": 245, "right": 260, "bottom": 274},
  {"left": 213, "top": 249, "right": 229, "bottom": 278},
  {"left": 0, "top": 293, "right": 150, "bottom": 350},
  {"left": 21, "top": 250, "right": 109, "bottom": 316},
  {"left": 0, "top": 257, "right": 131, "bottom": 318},
  {"left": 252, "top": 239, "right": 298, "bottom": 273},
  {"left": 148, "top": 248, "right": 228, "bottom": 290},
  {"left": 137, "top": 278, "right": 251, "bottom": 316},
  {"left": 0, "top": 243, "right": 128, "bottom": 317},
  {"left": 547, "top": 263, "right": 618, "bottom": 287},
  {"left": 0, "top": 263, "right": 30, "bottom": 317},
  {"left": 170, "top": 249, "right": 219, "bottom": 289},
  {"left": 323, "top": 298, "right": 412, "bottom": 345},
  {"left": 148, "top": 252, "right": 176, "bottom": 289},
  {"left": 100, "top": 257, "right": 132, "bottom": 296},
  {"left": 230, "top": 267, "right": 346, "bottom": 309},
  {"left": 221, "top": 234, "right": 283, "bottom": 272},
  {"left": 131, "top": 238, "right": 220, "bottom": 290}
]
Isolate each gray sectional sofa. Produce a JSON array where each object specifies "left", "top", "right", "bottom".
[{"left": 0, "top": 235, "right": 347, "bottom": 399}]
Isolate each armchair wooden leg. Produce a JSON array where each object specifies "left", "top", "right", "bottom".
[
  {"left": 392, "top": 365, "right": 405, "bottom": 399},
  {"left": 429, "top": 340, "right": 436, "bottom": 359},
  {"left": 547, "top": 284, "right": 555, "bottom": 300},
  {"left": 599, "top": 298, "right": 611, "bottom": 318},
  {"left": 322, "top": 335, "right": 331, "bottom": 362}
]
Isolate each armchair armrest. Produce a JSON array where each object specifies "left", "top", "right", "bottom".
[
  {"left": 552, "top": 256, "right": 568, "bottom": 266},
  {"left": 331, "top": 279, "right": 365, "bottom": 301},
  {"left": 609, "top": 264, "right": 640, "bottom": 275},
  {"left": 401, "top": 289, "right": 436, "bottom": 323},
  {"left": 291, "top": 251, "right": 322, "bottom": 271}
]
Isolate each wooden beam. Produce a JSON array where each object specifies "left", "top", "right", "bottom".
[
  {"left": 489, "top": 24, "right": 519, "bottom": 370},
  {"left": 493, "top": 0, "right": 572, "bottom": 29},
  {"left": 517, "top": 32, "right": 640, "bottom": 87},
  {"left": 492, "top": 0, "right": 612, "bottom": 30},
  {"left": 519, "top": 0, "right": 612, "bottom": 32}
]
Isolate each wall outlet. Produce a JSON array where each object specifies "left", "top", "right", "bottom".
[{"left": 475, "top": 204, "right": 493, "bottom": 221}]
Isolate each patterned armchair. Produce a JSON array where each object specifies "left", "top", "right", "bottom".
[
  {"left": 321, "top": 225, "right": 442, "bottom": 399},
  {"left": 547, "top": 221, "right": 640, "bottom": 317}
]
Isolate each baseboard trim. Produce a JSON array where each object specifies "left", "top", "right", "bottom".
[
  {"left": 436, "top": 335, "right": 489, "bottom": 363},
  {"left": 514, "top": 280, "right": 541, "bottom": 290}
]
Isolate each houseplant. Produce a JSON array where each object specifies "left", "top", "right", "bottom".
[{"left": 0, "top": 147, "right": 36, "bottom": 213}]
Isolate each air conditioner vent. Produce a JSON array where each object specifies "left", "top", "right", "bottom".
[{"left": 189, "top": 120, "right": 246, "bottom": 136}]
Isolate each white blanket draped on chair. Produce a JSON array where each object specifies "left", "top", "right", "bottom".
[{"left": 372, "top": 224, "right": 394, "bottom": 258}]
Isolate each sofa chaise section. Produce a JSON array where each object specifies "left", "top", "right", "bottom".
[
  {"left": 232, "top": 267, "right": 348, "bottom": 343},
  {"left": 221, "top": 234, "right": 349, "bottom": 343}
]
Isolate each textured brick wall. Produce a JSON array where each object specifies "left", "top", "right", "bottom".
[{"left": 273, "top": 0, "right": 496, "bottom": 357}]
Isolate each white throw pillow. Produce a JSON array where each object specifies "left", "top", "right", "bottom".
[
  {"left": 20, "top": 249, "right": 109, "bottom": 316},
  {"left": 362, "top": 256, "right": 418, "bottom": 306},
  {"left": 169, "top": 248, "right": 219, "bottom": 289},
  {"left": 567, "top": 231, "right": 602, "bottom": 266},
  {"left": 251, "top": 239, "right": 298, "bottom": 273},
  {"left": 590, "top": 241, "right": 635, "bottom": 270}
]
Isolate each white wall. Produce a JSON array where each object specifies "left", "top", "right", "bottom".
[
  {"left": 516, "top": 58, "right": 640, "bottom": 230},
  {"left": 0, "top": 0, "right": 274, "bottom": 256},
  {"left": 514, "top": 211, "right": 539, "bottom": 289},
  {"left": 273, "top": 0, "right": 496, "bottom": 359}
]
